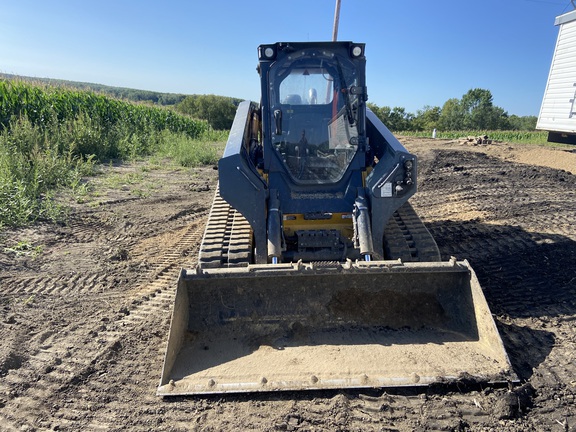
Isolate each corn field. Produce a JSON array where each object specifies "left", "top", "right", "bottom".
[
  {"left": 0, "top": 80, "right": 208, "bottom": 134},
  {"left": 0, "top": 79, "right": 218, "bottom": 227}
]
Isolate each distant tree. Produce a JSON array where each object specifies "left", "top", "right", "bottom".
[
  {"left": 508, "top": 115, "right": 537, "bottom": 130},
  {"left": 367, "top": 103, "right": 390, "bottom": 126},
  {"left": 176, "top": 95, "right": 198, "bottom": 116},
  {"left": 491, "top": 106, "right": 511, "bottom": 130},
  {"left": 389, "top": 107, "right": 414, "bottom": 131},
  {"left": 176, "top": 94, "right": 237, "bottom": 130},
  {"left": 367, "top": 103, "right": 413, "bottom": 131},
  {"left": 367, "top": 103, "right": 385, "bottom": 120},
  {"left": 377, "top": 106, "right": 392, "bottom": 125},
  {"left": 412, "top": 105, "right": 441, "bottom": 131},
  {"left": 461, "top": 88, "right": 509, "bottom": 130},
  {"left": 368, "top": 89, "right": 533, "bottom": 132},
  {"left": 158, "top": 93, "right": 186, "bottom": 105},
  {"left": 438, "top": 98, "right": 466, "bottom": 130}
]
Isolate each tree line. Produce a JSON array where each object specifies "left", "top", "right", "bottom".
[
  {"left": 368, "top": 88, "right": 537, "bottom": 132},
  {"left": 175, "top": 88, "right": 537, "bottom": 133},
  {"left": 174, "top": 94, "right": 242, "bottom": 130}
]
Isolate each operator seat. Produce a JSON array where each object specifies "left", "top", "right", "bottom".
[{"left": 283, "top": 94, "right": 302, "bottom": 105}]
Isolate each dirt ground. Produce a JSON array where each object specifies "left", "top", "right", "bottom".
[{"left": 1, "top": 138, "right": 575, "bottom": 431}]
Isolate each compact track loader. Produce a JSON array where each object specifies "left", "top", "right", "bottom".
[{"left": 158, "top": 42, "right": 513, "bottom": 395}]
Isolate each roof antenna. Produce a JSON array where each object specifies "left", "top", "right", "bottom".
[{"left": 332, "top": 0, "right": 341, "bottom": 41}]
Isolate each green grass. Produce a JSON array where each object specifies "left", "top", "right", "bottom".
[
  {"left": 3, "top": 240, "right": 43, "bottom": 258},
  {"left": 103, "top": 172, "right": 144, "bottom": 188},
  {"left": 397, "top": 130, "right": 549, "bottom": 145},
  {"left": 156, "top": 129, "right": 224, "bottom": 167},
  {"left": 0, "top": 116, "right": 95, "bottom": 226},
  {"left": 0, "top": 79, "right": 225, "bottom": 228}
]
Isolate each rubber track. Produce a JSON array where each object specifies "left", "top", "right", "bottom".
[
  {"left": 198, "top": 190, "right": 439, "bottom": 266},
  {"left": 383, "top": 202, "right": 441, "bottom": 262},
  {"left": 198, "top": 187, "right": 252, "bottom": 268}
]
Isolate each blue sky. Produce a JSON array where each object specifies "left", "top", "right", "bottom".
[{"left": 1, "top": 0, "right": 574, "bottom": 116}]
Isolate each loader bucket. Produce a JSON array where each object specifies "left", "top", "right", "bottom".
[{"left": 158, "top": 259, "right": 514, "bottom": 395}]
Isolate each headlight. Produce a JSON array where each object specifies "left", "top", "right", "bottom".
[
  {"left": 351, "top": 45, "right": 363, "bottom": 57},
  {"left": 264, "top": 47, "right": 275, "bottom": 58},
  {"left": 259, "top": 45, "right": 276, "bottom": 60}
]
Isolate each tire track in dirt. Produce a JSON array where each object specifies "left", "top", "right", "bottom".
[
  {"left": 28, "top": 148, "right": 566, "bottom": 430},
  {"left": 0, "top": 217, "right": 207, "bottom": 431},
  {"left": 1, "top": 206, "right": 209, "bottom": 299},
  {"left": 411, "top": 148, "right": 576, "bottom": 429},
  {"left": 2, "top": 273, "right": 119, "bottom": 297},
  {"left": 3, "top": 146, "right": 576, "bottom": 431},
  {"left": 413, "top": 150, "right": 576, "bottom": 311}
]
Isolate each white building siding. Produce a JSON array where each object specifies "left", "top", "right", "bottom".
[{"left": 537, "top": 10, "right": 576, "bottom": 133}]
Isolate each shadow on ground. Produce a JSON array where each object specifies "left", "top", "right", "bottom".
[{"left": 427, "top": 219, "right": 576, "bottom": 381}]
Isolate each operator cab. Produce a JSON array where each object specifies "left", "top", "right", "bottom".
[
  {"left": 256, "top": 42, "right": 369, "bottom": 261},
  {"left": 269, "top": 47, "right": 361, "bottom": 183},
  {"left": 259, "top": 42, "right": 368, "bottom": 197}
]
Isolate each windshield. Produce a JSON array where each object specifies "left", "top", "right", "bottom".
[{"left": 270, "top": 49, "right": 359, "bottom": 184}]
